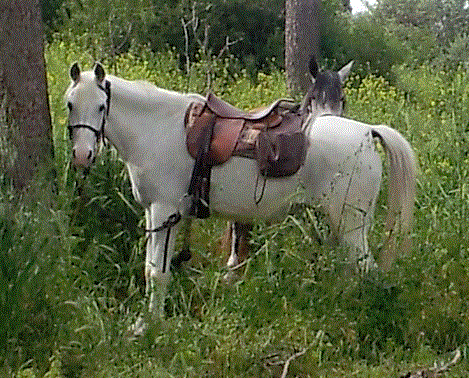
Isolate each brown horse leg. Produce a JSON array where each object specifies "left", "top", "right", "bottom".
[{"left": 225, "top": 222, "right": 252, "bottom": 276}]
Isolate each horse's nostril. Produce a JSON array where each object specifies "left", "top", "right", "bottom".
[
  {"left": 87, "top": 150, "right": 93, "bottom": 161},
  {"left": 72, "top": 149, "right": 77, "bottom": 159}
]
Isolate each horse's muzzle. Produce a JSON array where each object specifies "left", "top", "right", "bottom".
[{"left": 72, "top": 146, "right": 95, "bottom": 168}]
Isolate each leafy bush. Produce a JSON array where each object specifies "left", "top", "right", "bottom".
[{"left": 0, "top": 180, "right": 79, "bottom": 374}]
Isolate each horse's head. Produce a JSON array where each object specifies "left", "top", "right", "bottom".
[
  {"left": 65, "top": 62, "right": 111, "bottom": 168},
  {"left": 301, "top": 57, "right": 353, "bottom": 119}
]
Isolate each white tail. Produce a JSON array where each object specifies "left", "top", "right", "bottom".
[{"left": 372, "top": 125, "right": 417, "bottom": 271}]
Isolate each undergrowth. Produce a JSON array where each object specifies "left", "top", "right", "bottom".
[{"left": 2, "top": 40, "right": 469, "bottom": 377}]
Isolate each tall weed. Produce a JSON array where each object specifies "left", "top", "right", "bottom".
[{"left": 8, "top": 40, "right": 469, "bottom": 376}]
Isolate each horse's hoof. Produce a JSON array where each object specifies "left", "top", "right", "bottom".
[
  {"left": 129, "top": 317, "right": 147, "bottom": 339},
  {"left": 223, "top": 270, "right": 240, "bottom": 284}
]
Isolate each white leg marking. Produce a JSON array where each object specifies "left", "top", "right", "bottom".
[{"left": 227, "top": 222, "right": 239, "bottom": 268}]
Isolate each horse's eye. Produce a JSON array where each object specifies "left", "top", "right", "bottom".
[
  {"left": 67, "top": 102, "right": 73, "bottom": 111},
  {"left": 99, "top": 104, "right": 105, "bottom": 112}
]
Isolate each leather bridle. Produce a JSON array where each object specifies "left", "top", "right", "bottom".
[{"left": 68, "top": 80, "right": 111, "bottom": 145}]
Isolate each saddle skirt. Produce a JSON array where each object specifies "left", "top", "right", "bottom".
[{"left": 185, "top": 92, "right": 308, "bottom": 177}]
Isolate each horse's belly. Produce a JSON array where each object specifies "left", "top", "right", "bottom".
[{"left": 210, "top": 157, "right": 299, "bottom": 223}]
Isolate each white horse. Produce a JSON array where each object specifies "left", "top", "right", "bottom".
[
  {"left": 302, "top": 58, "right": 416, "bottom": 272},
  {"left": 222, "top": 58, "right": 418, "bottom": 274},
  {"left": 221, "top": 58, "right": 355, "bottom": 271},
  {"left": 66, "top": 62, "right": 416, "bottom": 321},
  {"left": 303, "top": 59, "right": 416, "bottom": 272}
]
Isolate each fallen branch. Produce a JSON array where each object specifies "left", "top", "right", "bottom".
[{"left": 280, "top": 349, "right": 307, "bottom": 378}]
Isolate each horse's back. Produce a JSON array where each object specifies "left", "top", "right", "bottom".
[
  {"left": 306, "top": 116, "right": 382, "bottom": 176},
  {"left": 308, "top": 115, "right": 372, "bottom": 141}
]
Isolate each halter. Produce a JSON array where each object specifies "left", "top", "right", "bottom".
[{"left": 68, "top": 80, "right": 111, "bottom": 144}]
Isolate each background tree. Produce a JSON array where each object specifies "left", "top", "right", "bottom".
[
  {"left": 373, "top": 0, "right": 469, "bottom": 67},
  {"left": 44, "top": 0, "right": 469, "bottom": 81},
  {"left": 285, "top": 0, "right": 321, "bottom": 96},
  {"left": 0, "top": 0, "right": 53, "bottom": 189}
]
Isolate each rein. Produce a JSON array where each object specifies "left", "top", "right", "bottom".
[
  {"left": 146, "top": 212, "right": 182, "bottom": 274},
  {"left": 145, "top": 212, "right": 182, "bottom": 233},
  {"left": 68, "top": 80, "right": 111, "bottom": 144}
]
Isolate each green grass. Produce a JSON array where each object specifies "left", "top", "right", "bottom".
[{"left": 2, "top": 40, "right": 469, "bottom": 377}]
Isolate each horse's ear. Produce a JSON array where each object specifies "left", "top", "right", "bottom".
[
  {"left": 309, "top": 56, "right": 319, "bottom": 79},
  {"left": 94, "top": 62, "right": 106, "bottom": 83},
  {"left": 70, "top": 62, "right": 81, "bottom": 83},
  {"left": 338, "top": 60, "right": 354, "bottom": 83}
]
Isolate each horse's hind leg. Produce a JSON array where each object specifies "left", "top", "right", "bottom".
[
  {"left": 171, "top": 218, "right": 192, "bottom": 269},
  {"left": 339, "top": 205, "right": 377, "bottom": 274},
  {"left": 222, "top": 221, "right": 252, "bottom": 280}
]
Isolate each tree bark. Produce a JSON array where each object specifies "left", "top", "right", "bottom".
[
  {"left": 285, "top": 0, "right": 320, "bottom": 97},
  {"left": 0, "top": 0, "right": 53, "bottom": 189}
]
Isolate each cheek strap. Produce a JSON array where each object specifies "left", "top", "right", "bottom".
[{"left": 67, "top": 80, "right": 111, "bottom": 144}]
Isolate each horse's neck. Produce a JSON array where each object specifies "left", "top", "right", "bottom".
[
  {"left": 303, "top": 108, "right": 327, "bottom": 128},
  {"left": 105, "top": 76, "right": 196, "bottom": 162},
  {"left": 303, "top": 107, "right": 342, "bottom": 138}
]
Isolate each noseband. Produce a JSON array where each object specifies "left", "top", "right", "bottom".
[{"left": 68, "top": 80, "right": 111, "bottom": 144}]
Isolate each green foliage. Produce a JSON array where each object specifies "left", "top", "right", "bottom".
[
  {"left": 345, "top": 73, "right": 405, "bottom": 124},
  {"left": 320, "top": 0, "right": 407, "bottom": 80},
  {"left": 374, "top": 0, "right": 469, "bottom": 49},
  {"left": 55, "top": 0, "right": 284, "bottom": 73},
  {"left": 5, "top": 40, "right": 469, "bottom": 376},
  {"left": 41, "top": 0, "right": 66, "bottom": 40},
  {"left": 0, "top": 180, "right": 79, "bottom": 374},
  {"left": 372, "top": 0, "right": 469, "bottom": 68},
  {"left": 58, "top": 0, "right": 156, "bottom": 58},
  {"left": 320, "top": 0, "right": 469, "bottom": 78},
  {"left": 438, "top": 34, "right": 469, "bottom": 70},
  {"left": 42, "top": 0, "right": 469, "bottom": 83}
]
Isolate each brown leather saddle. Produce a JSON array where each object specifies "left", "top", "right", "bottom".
[{"left": 185, "top": 92, "right": 308, "bottom": 218}]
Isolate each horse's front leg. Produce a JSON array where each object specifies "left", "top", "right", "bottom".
[{"left": 145, "top": 202, "right": 182, "bottom": 317}]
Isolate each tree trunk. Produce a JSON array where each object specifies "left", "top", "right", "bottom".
[
  {"left": 0, "top": 0, "right": 53, "bottom": 189},
  {"left": 285, "top": 0, "right": 320, "bottom": 97}
]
